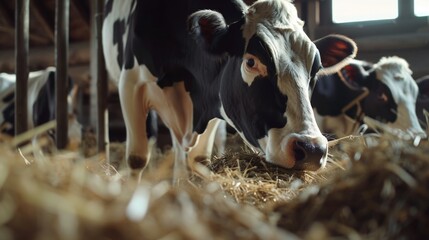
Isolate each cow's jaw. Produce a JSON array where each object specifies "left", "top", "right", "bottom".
[
  {"left": 389, "top": 102, "right": 426, "bottom": 138},
  {"left": 259, "top": 96, "right": 328, "bottom": 170}
]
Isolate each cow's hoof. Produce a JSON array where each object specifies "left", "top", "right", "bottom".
[{"left": 128, "top": 155, "right": 147, "bottom": 170}]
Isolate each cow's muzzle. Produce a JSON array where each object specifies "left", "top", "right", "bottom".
[{"left": 286, "top": 135, "right": 328, "bottom": 171}]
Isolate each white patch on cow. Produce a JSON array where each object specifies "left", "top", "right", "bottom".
[
  {"left": 116, "top": 66, "right": 156, "bottom": 163},
  {"left": 188, "top": 118, "right": 222, "bottom": 162},
  {"left": 374, "top": 56, "right": 425, "bottom": 137},
  {"left": 243, "top": 0, "right": 304, "bottom": 40}
]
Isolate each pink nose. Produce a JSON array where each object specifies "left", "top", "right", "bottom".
[{"left": 286, "top": 135, "right": 328, "bottom": 171}]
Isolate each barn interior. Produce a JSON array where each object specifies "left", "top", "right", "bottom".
[
  {"left": 1, "top": 0, "right": 428, "bottom": 142},
  {"left": 0, "top": 0, "right": 429, "bottom": 239}
]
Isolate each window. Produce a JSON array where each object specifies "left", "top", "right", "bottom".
[
  {"left": 316, "top": 0, "right": 429, "bottom": 38},
  {"left": 332, "top": 0, "right": 398, "bottom": 23},
  {"left": 414, "top": 0, "right": 429, "bottom": 16}
]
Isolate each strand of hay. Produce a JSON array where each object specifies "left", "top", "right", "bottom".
[{"left": 273, "top": 134, "right": 429, "bottom": 239}]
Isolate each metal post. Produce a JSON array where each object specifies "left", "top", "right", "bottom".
[
  {"left": 55, "top": 0, "right": 70, "bottom": 149},
  {"left": 15, "top": 0, "right": 29, "bottom": 136},
  {"left": 96, "top": 0, "right": 108, "bottom": 152}
]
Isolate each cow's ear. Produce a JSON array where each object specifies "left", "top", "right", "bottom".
[
  {"left": 314, "top": 34, "right": 357, "bottom": 75},
  {"left": 338, "top": 62, "right": 370, "bottom": 90},
  {"left": 188, "top": 10, "right": 228, "bottom": 54},
  {"left": 188, "top": 10, "right": 245, "bottom": 56}
]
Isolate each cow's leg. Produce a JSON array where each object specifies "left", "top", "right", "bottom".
[
  {"left": 188, "top": 118, "right": 222, "bottom": 165},
  {"left": 171, "top": 132, "right": 188, "bottom": 182},
  {"left": 140, "top": 78, "right": 195, "bottom": 181},
  {"left": 118, "top": 67, "right": 155, "bottom": 172},
  {"left": 214, "top": 119, "right": 227, "bottom": 155}
]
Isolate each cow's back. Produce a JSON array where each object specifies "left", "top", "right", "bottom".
[
  {"left": 102, "top": 0, "right": 246, "bottom": 82},
  {"left": 102, "top": 0, "right": 136, "bottom": 81}
]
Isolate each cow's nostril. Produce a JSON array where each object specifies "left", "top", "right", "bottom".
[
  {"left": 293, "top": 141, "right": 306, "bottom": 161},
  {"left": 287, "top": 136, "right": 328, "bottom": 171}
]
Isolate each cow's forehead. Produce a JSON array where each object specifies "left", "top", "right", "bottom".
[
  {"left": 243, "top": 0, "right": 303, "bottom": 38},
  {"left": 242, "top": 0, "right": 316, "bottom": 72},
  {"left": 374, "top": 57, "right": 414, "bottom": 85}
]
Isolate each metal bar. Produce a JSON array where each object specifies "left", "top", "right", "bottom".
[
  {"left": 15, "top": 0, "right": 29, "bottom": 136},
  {"left": 96, "top": 0, "right": 108, "bottom": 152},
  {"left": 55, "top": 0, "right": 70, "bottom": 149}
]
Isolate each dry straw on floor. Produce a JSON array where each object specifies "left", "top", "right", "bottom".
[{"left": 0, "top": 120, "right": 428, "bottom": 239}]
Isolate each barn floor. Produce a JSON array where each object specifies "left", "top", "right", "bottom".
[{"left": 0, "top": 125, "right": 428, "bottom": 239}]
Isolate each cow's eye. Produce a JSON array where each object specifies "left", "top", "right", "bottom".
[
  {"left": 246, "top": 58, "right": 255, "bottom": 68},
  {"left": 242, "top": 53, "right": 268, "bottom": 77},
  {"left": 378, "top": 92, "right": 388, "bottom": 103}
]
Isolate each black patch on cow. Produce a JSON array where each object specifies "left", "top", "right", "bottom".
[
  {"left": 246, "top": 35, "right": 275, "bottom": 77},
  {"left": 33, "top": 71, "right": 56, "bottom": 127},
  {"left": 104, "top": 0, "right": 114, "bottom": 17},
  {"left": 220, "top": 58, "right": 287, "bottom": 147},
  {"left": 157, "top": 67, "right": 193, "bottom": 91},
  {"left": 3, "top": 92, "right": 14, "bottom": 103},
  {"left": 312, "top": 73, "right": 365, "bottom": 116},
  {"left": 113, "top": 19, "right": 126, "bottom": 68},
  {"left": 417, "top": 76, "right": 429, "bottom": 97},
  {"left": 416, "top": 76, "right": 429, "bottom": 127},
  {"left": 361, "top": 71, "right": 397, "bottom": 123},
  {"left": 2, "top": 102, "right": 15, "bottom": 135},
  {"left": 309, "top": 53, "right": 322, "bottom": 91},
  {"left": 312, "top": 66, "right": 398, "bottom": 123}
]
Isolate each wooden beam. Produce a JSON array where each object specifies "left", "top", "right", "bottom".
[
  {"left": 15, "top": 0, "right": 29, "bottom": 136},
  {"left": 31, "top": 0, "right": 55, "bottom": 44},
  {"left": 0, "top": 1, "right": 13, "bottom": 27},
  {"left": 55, "top": 0, "right": 70, "bottom": 149},
  {"left": 72, "top": 0, "right": 90, "bottom": 26},
  {"left": 0, "top": 42, "right": 90, "bottom": 73}
]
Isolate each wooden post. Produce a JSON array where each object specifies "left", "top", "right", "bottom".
[
  {"left": 95, "top": 0, "right": 108, "bottom": 152},
  {"left": 55, "top": 0, "right": 70, "bottom": 149},
  {"left": 15, "top": 0, "right": 29, "bottom": 136}
]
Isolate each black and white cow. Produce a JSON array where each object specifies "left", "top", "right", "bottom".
[
  {"left": 102, "top": 0, "right": 357, "bottom": 175},
  {"left": 0, "top": 67, "right": 81, "bottom": 147},
  {"left": 312, "top": 56, "right": 426, "bottom": 138}
]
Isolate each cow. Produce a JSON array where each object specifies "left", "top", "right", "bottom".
[
  {"left": 102, "top": 0, "right": 357, "bottom": 177},
  {"left": 416, "top": 75, "right": 429, "bottom": 132},
  {"left": 312, "top": 56, "right": 426, "bottom": 138},
  {"left": 0, "top": 67, "right": 81, "bottom": 148}
]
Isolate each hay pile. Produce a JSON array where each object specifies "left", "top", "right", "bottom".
[
  {"left": 0, "top": 129, "right": 295, "bottom": 240},
  {"left": 0, "top": 123, "right": 428, "bottom": 239},
  {"left": 274, "top": 135, "right": 429, "bottom": 239}
]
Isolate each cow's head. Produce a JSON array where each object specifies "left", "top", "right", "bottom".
[
  {"left": 336, "top": 57, "right": 426, "bottom": 138},
  {"left": 188, "top": 0, "right": 357, "bottom": 170}
]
